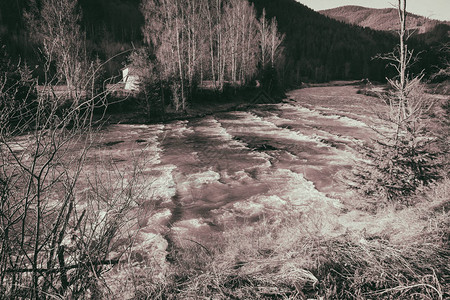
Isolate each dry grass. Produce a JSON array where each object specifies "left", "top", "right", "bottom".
[{"left": 127, "top": 178, "right": 449, "bottom": 299}]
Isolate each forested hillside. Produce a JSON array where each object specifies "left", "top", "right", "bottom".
[
  {"left": 318, "top": 4, "right": 450, "bottom": 82},
  {"left": 0, "top": 0, "right": 448, "bottom": 83},
  {"left": 250, "top": 0, "right": 398, "bottom": 83}
]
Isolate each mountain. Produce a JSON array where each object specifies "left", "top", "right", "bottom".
[{"left": 319, "top": 5, "right": 450, "bottom": 34}]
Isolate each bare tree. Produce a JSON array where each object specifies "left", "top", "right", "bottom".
[
  {"left": 25, "top": 0, "right": 85, "bottom": 99},
  {"left": 141, "top": 0, "right": 188, "bottom": 111},
  {"left": 256, "top": 9, "right": 284, "bottom": 92},
  {"left": 222, "top": 0, "right": 259, "bottom": 86},
  {"left": 202, "top": 0, "right": 217, "bottom": 88},
  {"left": 238, "top": 3, "right": 258, "bottom": 85},
  {"left": 258, "top": 9, "right": 269, "bottom": 70},
  {"left": 268, "top": 17, "right": 285, "bottom": 69},
  {"left": 141, "top": 0, "right": 284, "bottom": 103},
  {"left": 185, "top": 0, "right": 204, "bottom": 93},
  {"left": 257, "top": 9, "right": 284, "bottom": 69},
  {"left": 379, "top": 0, "right": 435, "bottom": 153}
]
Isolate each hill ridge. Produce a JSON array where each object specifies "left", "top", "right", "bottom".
[{"left": 319, "top": 5, "right": 450, "bottom": 33}]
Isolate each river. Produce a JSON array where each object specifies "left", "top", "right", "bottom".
[{"left": 82, "top": 85, "right": 386, "bottom": 257}]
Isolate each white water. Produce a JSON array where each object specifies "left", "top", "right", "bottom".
[{"left": 83, "top": 87, "right": 383, "bottom": 252}]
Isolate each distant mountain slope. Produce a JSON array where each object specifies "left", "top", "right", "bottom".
[{"left": 319, "top": 5, "right": 449, "bottom": 33}]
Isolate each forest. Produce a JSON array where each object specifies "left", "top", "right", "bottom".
[{"left": 1, "top": 0, "right": 449, "bottom": 87}]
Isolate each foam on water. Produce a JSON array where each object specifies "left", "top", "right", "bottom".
[
  {"left": 212, "top": 168, "right": 341, "bottom": 225},
  {"left": 171, "top": 218, "right": 212, "bottom": 239},
  {"left": 222, "top": 111, "right": 326, "bottom": 145},
  {"left": 263, "top": 112, "right": 359, "bottom": 145},
  {"left": 145, "top": 164, "right": 177, "bottom": 203},
  {"left": 141, "top": 208, "right": 172, "bottom": 233},
  {"left": 193, "top": 117, "right": 247, "bottom": 149},
  {"left": 281, "top": 103, "right": 370, "bottom": 129},
  {"left": 163, "top": 120, "right": 195, "bottom": 138},
  {"left": 183, "top": 169, "right": 221, "bottom": 187},
  {"left": 9, "top": 87, "right": 383, "bottom": 264}
]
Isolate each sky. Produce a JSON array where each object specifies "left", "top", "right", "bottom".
[{"left": 297, "top": 0, "right": 450, "bottom": 21}]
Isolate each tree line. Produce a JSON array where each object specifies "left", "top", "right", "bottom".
[
  {"left": 137, "top": 0, "right": 285, "bottom": 112},
  {"left": 1, "top": 0, "right": 285, "bottom": 115}
]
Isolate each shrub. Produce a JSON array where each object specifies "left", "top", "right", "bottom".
[
  {"left": 0, "top": 48, "right": 140, "bottom": 299},
  {"left": 350, "top": 78, "right": 442, "bottom": 204},
  {"left": 0, "top": 45, "right": 38, "bottom": 130},
  {"left": 126, "top": 48, "right": 167, "bottom": 121}
]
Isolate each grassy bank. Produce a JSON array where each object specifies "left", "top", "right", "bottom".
[{"left": 109, "top": 177, "right": 449, "bottom": 299}]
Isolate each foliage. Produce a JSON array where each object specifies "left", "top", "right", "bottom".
[
  {"left": 25, "top": 0, "right": 85, "bottom": 94},
  {"left": 127, "top": 48, "right": 165, "bottom": 120},
  {"left": 431, "top": 42, "right": 450, "bottom": 81},
  {"left": 0, "top": 44, "right": 37, "bottom": 130},
  {"left": 85, "top": 56, "right": 107, "bottom": 100}
]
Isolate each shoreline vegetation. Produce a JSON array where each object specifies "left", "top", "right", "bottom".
[
  {"left": 101, "top": 86, "right": 284, "bottom": 125},
  {"left": 101, "top": 79, "right": 449, "bottom": 125}
]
